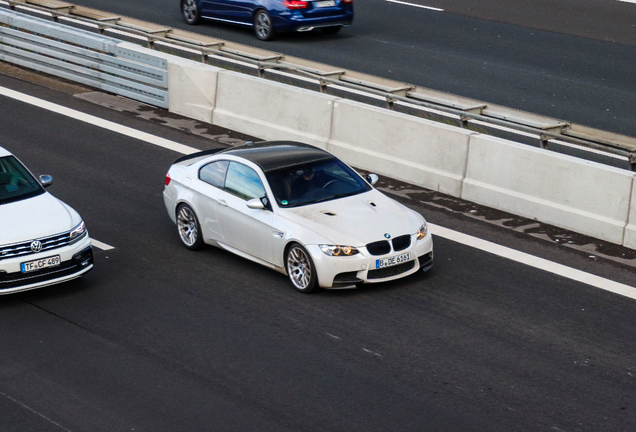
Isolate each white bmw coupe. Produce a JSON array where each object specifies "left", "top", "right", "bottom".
[
  {"left": 163, "top": 141, "right": 433, "bottom": 293},
  {"left": 0, "top": 146, "right": 93, "bottom": 294}
]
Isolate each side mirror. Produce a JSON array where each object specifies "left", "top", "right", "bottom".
[
  {"left": 366, "top": 173, "right": 379, "bottom": 185},
  {"left": 246, "top": 198, "right": 265, "bottom": 209},
  {"left": 39, "top": 175, "right": 53, "bottom": 188}
]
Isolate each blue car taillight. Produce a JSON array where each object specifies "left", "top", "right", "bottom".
[{"left": 283, "top": 0, "right": 309, "bottom": 9}]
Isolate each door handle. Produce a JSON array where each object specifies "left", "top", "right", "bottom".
[{"left": 218, "top": 199, "right": 228, "bottom": 206}]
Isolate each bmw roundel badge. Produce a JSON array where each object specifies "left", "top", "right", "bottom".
[{"left": 384, "top": 233, "right": 391, "bottom": 239}]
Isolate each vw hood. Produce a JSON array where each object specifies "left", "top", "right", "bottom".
[
  {"left": 0, "top": 193, "right": 82, "bottom": 245},
  {"left": 279, "top": 189, "right": 424, "bottom": 246}
]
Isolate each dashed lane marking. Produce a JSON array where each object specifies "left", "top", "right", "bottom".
[
  {"left": 1, "top": 85, "right": 634, "bottom": 298},
  {"left": 91, "top": 239, "right": 114, "bottom": 251},
  {"left": 384, "top": 0, "right": 443, "bottom": 12}
]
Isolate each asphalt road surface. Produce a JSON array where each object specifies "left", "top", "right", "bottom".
[
  {"left": 47, "top": 0, "right": 636, "bottom": 139},
  {"left": 1, "top": 72, "right": 636, "bottom": 431}
]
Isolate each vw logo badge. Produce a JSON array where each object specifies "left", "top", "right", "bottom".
[
  {"left": 30, "top": 240, "right": 42, "bottom": 253},
  {"left": 384, "top": 233, "right": 391, "bottom": 239}
]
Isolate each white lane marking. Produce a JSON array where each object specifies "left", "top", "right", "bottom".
[
  {"left": 1, "top": 85, "right": 634, "bottom": 298},
  {"left": 363, "top": 348, "right": 383, "bottom": 357},
  {"left": 385, "top": 0, "right": 444, "bottom": 12},
  {"left": 0, "top": 391, "right": 72, "bottom": 432},
  {"left": 0, "top": 87, "right": 198, "bottom": 156},
  {"left": 91, "top": 239, "right": 114, "bottom": 251},
  {"left": 430, "top": 224, "right": 636, "bottom": 300},
  {"left": 617, "top": 0, "right": 636, "bottom": 4}
]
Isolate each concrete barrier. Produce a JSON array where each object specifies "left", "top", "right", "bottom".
[
  {"left": 114, "top": 44, "right": 636, "bottom": 250},
  {"left": 212, "top": 71, "right": 337, "bottom": 149},
  {"left": 462, "top": 134, "right": 634, "bottom": 245},
  {"left": 117, "top": 42, "right": 221, "bottom": 123},
  {"left": 328, "top": 99, "right": 474, "bottom": 197},
  {"left": 623, "top": 179, "right": 636, "bottom": 249}
]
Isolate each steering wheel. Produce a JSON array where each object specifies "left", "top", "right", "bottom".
[{"left": 322, "top": 179, "right": 340, "bottom": 189}]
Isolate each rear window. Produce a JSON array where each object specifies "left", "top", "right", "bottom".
[{"left": 0, "top": 156, "right": 44, "bottom": 205}]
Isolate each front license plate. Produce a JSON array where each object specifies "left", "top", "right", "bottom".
[
  {"left": 317, "top": 0, "right": 336, "bottom": 7},
  {"left": 21, "top": 255, "right": 61, "bottom": 273},
  {"left": 376, "top": 252, "right": 411, "bottom": 269}
]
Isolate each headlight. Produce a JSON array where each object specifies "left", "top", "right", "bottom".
[
  {"left": 69, "top": 221, "right": 87, "bottom": 244},
  {"left": 416, "top": 223, "right": 428, "bottom": 240},
  {"left": 319, "top": 244, "right": 359, "bottom": 256}
]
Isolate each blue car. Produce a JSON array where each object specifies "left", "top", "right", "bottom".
[{"left": 180, "top": 0, "right": 353, "bottom": 41}]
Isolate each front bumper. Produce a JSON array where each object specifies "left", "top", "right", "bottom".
[
  {"left": 0, "top": 235, "right": 94, "bottom": 295},
  {"left": 307, "top": 233, "right": 433, "bottom": 288}
]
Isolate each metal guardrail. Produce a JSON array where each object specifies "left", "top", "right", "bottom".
[
  {"left": 2, "top": 0, "right": 635, "bottom": 169},
  {"left": 0, "top": 7, "right": 168, "bottom": 107}
]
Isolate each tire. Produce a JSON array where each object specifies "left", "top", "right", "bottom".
[
  {"left": 176, "top": 204, "right": 204, "bottom": 250},
  {"left": 254, "top": 10, "right": 275, "bottom": 41},
  {"left": 182, "top": 0, "right": 201, "bottom": 25},
  {"left": 320, "top": 26, "right": 341, "bottom": 35},
  {"left": 286, "top": 243, "right": 319, "bottom": 293}
]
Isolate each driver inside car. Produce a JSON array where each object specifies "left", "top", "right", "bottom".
[{"left": 285, "top": 167, "right": 323, "bottom": 201}]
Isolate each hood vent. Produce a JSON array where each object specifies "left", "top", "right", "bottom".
[
  {"left": 321, "top": 211, "right": 337, "bottom": 216},
  {"left": 368, "top": 201, "right": 377, "bottom": 207}
]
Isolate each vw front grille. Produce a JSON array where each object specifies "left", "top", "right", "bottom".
[{"left": 0, "top": 231, "right": 74, "bottom": 261}]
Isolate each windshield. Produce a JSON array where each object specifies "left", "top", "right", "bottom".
[
  {"left": 0, "top": 156, "right": 44, "bottom": 205},
  {"left": 266, "top": 158, "right": 372, "bottom": 208}
]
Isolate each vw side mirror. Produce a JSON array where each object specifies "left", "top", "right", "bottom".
[{"left": 39, "top": 175, "right": 53, "bottom": 188}]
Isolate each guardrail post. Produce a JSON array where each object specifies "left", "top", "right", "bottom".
[
  {"left": 540, "top": 135, "right": 550, "bottom": 149},
  {"left": 319, "top": 79, "right": 328, "bottom": 93}
]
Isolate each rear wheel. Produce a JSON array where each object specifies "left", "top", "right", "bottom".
[
  {"left": 182, "top": 0, "right": 201, "bottom": 25},
  {"left": 320, "top": 26, "right": 341, "bottom": 35},
  {"left": 177, "top": 204, "right": 204, "bottom": 250},
  {"left": 286, "top": 243, "right": 318, "bottom": 293},
  {"left": 254, "top": 10, "right": 275, "bottom": 41}
]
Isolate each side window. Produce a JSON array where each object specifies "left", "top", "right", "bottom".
[
  {"left": 199, "top": 160, "right": 229, "bottom": 189},
  {"left": 224, "top": 162, "right": 266, "bottom": 201}
]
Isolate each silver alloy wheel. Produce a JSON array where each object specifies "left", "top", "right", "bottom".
[
  {"left": 255, "top": 11, "right": 271, "bottom": 40},
  {"left": 183, "top": 0, "right": 198, "bottom": 23},
  {"left": 177, "top": 206, "right": 198, "bottom": 247},
  {"left": 287, "top": 246, "right": 312, "bottom": 290}
]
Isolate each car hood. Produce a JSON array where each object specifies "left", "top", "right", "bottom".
[
  {"left": 279, "top": 189, "right": 423, "bottom": 246},
  {"left": 0, "top": 193, "right": 81, "bottom": 245}
]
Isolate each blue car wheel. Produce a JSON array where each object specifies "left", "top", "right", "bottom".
[
  {"left": 182, "top": 0, "right": 201, "bottom": 25},
  {"left": 254, "top": 9, "right": 275, "bottom": 41}
]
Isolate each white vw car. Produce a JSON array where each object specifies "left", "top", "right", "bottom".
[
  {"left": 0, "top": 146, "right": 93, "bottom": 295},
  {"left": 164, "top": 141, "right": 433, "bottom": 293}
]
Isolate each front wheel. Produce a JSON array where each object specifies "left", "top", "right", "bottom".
[
  {"left": 182, "top": 0, "right": 201, "bottom": 25},
  {"left": 176, "top": 204, "right": 204, "bottom": 250},
  {"left": 286, "top": 243, "right": 318, "bottom": 293},
  {"left": 254, "top": 10, "right": 275, "bottom": 41}
]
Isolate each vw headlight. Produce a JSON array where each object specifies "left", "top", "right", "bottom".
[
  {"left": 416, "top": 223, "right": 428, "bottom": 240},
  {"left": 319, "top": 245, "right": 359, "bottom": 257},
  {"left": 69, "top": 221, "right": 87, "bottom": 244}
]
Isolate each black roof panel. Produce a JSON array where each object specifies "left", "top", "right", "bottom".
[{"left": 217, "top": 141, "right": 335, "bottom": 172}]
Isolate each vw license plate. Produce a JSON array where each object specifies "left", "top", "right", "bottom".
[
  {"left": 376, "top": 252, "right": 411, "bottom": 269},
  {"left": 317, "top": 0, "right": 336, "bottom": 7},
  {"left": 21, "top": 255, "right": 61, "bottom": 273}
]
